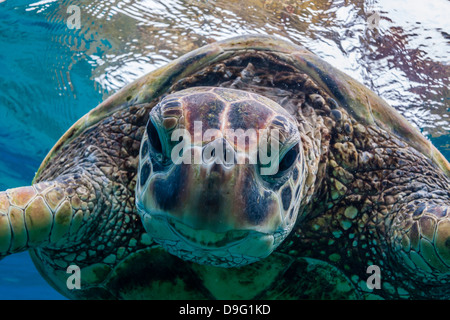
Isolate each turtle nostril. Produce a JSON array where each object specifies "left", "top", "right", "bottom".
[
  {"left": 202, "top": 138, "right": 236, "bottom": 166},
  {"left": 147, "top": 119, "right": 163, "bottom": 154},
  {"left": 202, "top": 145, "right": 214, "bottom": 164},
  {"left": 223, "top": 140, "right": 236, "bottom": 166}
]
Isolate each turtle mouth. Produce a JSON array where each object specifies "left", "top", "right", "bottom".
[
  {"left": 168, "top": 218, "right": 250, "bottom": 249},
  {"left": 138, "top": 208, "right": 279, "bottom": 267}
]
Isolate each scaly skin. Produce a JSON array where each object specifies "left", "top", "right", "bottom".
[
  {"left": 28, "top": 99, "right": 352, "bottom": 300},
  {"left": 278, "top": 105, "right": 450, "bottom": 299},
  {"left": 0, "top": 176, "right": 97, "bottom": 257},
  {"left": 31, "top": 106, "right": 149, "bottom": 271}
]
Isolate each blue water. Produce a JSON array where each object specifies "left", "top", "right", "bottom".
[
  {"left": 0, "top": 0, "right": 104, "bottom": 299},
  {"left": 0, "top": 0, "right": 448, "bottom": 299}
]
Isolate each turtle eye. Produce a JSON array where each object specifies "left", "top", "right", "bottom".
[
  {"left": 278, "top": 144, "right": 299, "bottom": 174},
  {"left": 258, "top": 143, "right": 299, "bottom": 180},
  {"left": 147, "top": 119, "right": 163, "bottom": 154}
]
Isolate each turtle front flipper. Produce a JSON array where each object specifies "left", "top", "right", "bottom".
[
  {"left": 389, "top": 195, "right": 450, "bottom": 286},
  {"left": 0, "top": 174, "right": 95, "bottom": 258}
]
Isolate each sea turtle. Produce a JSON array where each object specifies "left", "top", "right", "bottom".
[{"left": 0, "top": 35, "right": 449, "bottom": 300}]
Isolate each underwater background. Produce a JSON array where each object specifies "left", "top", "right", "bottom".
[{"left": 0, "top": 0, "right": 448, "bottom": 299}]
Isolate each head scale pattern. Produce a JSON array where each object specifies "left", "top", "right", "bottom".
[{"left": 136, "top": 86, "right": 307, "bottom": 268}]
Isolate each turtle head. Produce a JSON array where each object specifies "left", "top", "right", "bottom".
[{"left": 136, "top": 87, "right": 306, "bottom": 267}]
